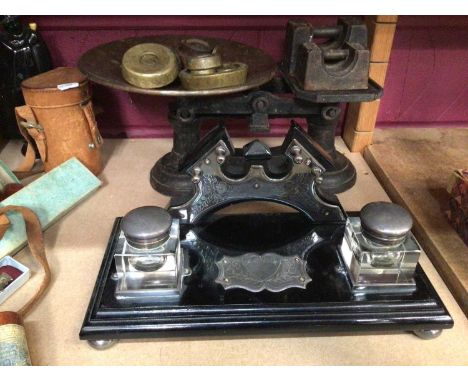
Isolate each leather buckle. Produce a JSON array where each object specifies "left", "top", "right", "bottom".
[{"left": 20, "top": 121, "right": 44, "bottom": 132}]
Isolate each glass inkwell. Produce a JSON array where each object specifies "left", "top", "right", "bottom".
[
  {"left": 113, "top": 206, "right": 189, "bottom": 303},
  {"left": 340, "top": 202, "right": 421, "bottom": 294}
]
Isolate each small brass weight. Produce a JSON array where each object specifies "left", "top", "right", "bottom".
[{"left": 178, "top": 39, "right": 248, "bottom": 90}]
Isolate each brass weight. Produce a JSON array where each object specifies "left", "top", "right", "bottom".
[
  {"left": 186, "top": 53, "right": 222, "bottom": 71},
  {"left": 121, "top": 43, "right": 179, "bottom": 89},
  {"left": 178, "top": 38, "right": 248, "bottom": 90},
  {"left": 179, "top": 62, "right": 248, "bottom": 90}
]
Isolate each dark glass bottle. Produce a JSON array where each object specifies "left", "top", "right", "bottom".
[{"left": 0, "top": 16, "right": 52, "bottom": 138}]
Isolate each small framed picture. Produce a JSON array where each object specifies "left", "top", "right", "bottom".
[{"left": 0, "top": 256, "right": 30, "bottom": 304}]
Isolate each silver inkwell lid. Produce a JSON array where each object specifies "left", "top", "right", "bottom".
[
  {"left": 360, "top": 202, "right": 413, "bottom": 247},
  {"left": 121, "top": 206, "right": 172, "bottom": 250}
]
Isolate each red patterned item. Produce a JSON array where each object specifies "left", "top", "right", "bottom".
[
  {"left": 446, "top": 169, "right": 468, "bottom": 246},
  {"left": 0, "top": 266, "right": 23, "bottom": 280},
  {"left": 0, "top": 266, "right": 23, "bottom": 291}
]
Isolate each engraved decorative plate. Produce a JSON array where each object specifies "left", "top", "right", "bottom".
[
  {"left": 169, "top": 124, "right": 345, "bottom": 224},
  {"left": 215, "top": 252, "right": 311, "bottom": 292}
]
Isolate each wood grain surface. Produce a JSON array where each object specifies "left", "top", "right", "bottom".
[{"left": 365, "top": 127, "right": 468, "bottom": 317}]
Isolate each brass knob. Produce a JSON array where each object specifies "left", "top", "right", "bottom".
[{"left": 186, "top": 53, "right": 222, "bottom": 71}]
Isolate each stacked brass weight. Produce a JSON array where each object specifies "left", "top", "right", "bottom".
[
  {"left": 179, "top": 45, "right": 248, "bottom": 90},
  {"left": 121, "top": 43, "right": 179, "bottom": 89}
]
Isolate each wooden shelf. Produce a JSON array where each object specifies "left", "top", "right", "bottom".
[{"left": 365, "top": 127, "right": 468, "bottom": 317}]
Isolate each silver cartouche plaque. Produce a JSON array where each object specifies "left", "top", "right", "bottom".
[{"left": 216, "top": 252, "right": 311, "bottom": 292}]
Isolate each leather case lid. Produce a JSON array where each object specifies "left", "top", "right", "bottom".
[
  {"left": 20, "top": 67, "right": 90, "bottom": 107},
  {"left": 21, "top": 67, "right": 87, "bottom": 90}
]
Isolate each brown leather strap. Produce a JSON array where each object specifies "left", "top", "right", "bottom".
[
  {"left": 0, "top": 311, "right": 22, "bottom": 326},
  {"left": 0, "top": 206, "right": 51, "bottom": 318},
  {"left": 81, "top": 101, "right": 103, "bottom": 147},
  {"left": 14, "top": 106, "right": 46, "bottom": 179},
  {"left": 0, "top": 214, "right": 10, "bottom": 239}
]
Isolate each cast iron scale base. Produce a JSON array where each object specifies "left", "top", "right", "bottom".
[
  {"left": 78, "top": 32, "right": 381, "bottom": 199},
  {"left": 149, "top": 76, "right": 383, "bottom": 199},
  {"left": 80, "top": 213, "right": 453, "bottom": 346}
]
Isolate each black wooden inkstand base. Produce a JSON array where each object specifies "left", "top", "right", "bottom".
[
  {"left": 80, "top": 213, "right": 453, "bottom": 347},
  {"left": 80, "top": 123, "right": 453, "bottom": 347}
]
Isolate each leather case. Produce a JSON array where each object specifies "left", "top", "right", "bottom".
[{"left": 14, "top": 67, "right": 103, "bottom": 176}]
